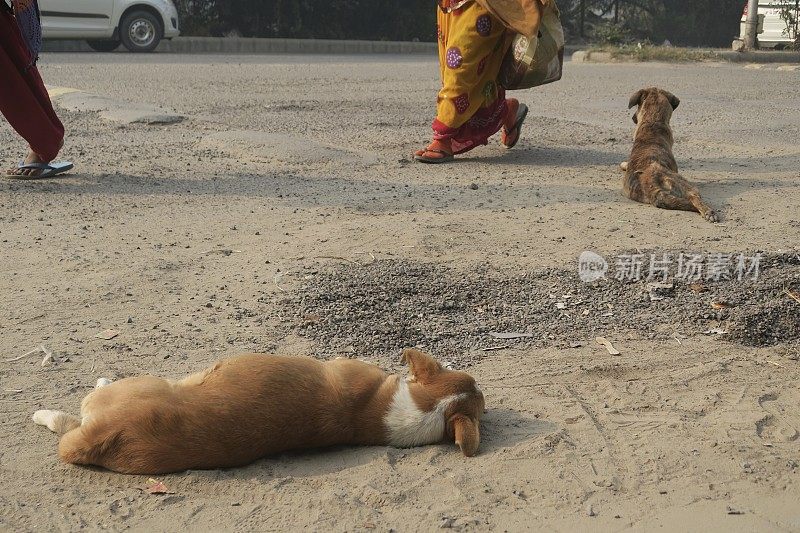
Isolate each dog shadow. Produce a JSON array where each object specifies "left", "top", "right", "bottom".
[
  {"left": 479, "top": 407, "right": 559, "bottom": 454},
  {"left": 192, "top": 408, "right": 558, "bottom": 483}
]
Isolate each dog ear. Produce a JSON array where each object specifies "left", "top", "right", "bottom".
[
  {"left": 663, "top": 91, "right": 680, "bottom": 110},
  {"left": 449, "top": 414, "right": 480, "bottom": 457},
  {"left": 628, "top": 89, "right": 645, "bottom": 109},
  {"left": 400, "top": 348, "right": 442, "bottom": 383}
]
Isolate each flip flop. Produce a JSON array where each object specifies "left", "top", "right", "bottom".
[
  {"left": 501, "top": 103, "right": 529, "bottom": 149},
  {"left": 414, "top": 149, "right": 454, "bottom": 164},
  {"left": 6, "top": 161, "right": 74, "bottom": 180}
]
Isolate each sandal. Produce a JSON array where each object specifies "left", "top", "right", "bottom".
[
  {"left": 501, "top": 102, "right": 529, "bottom": 149},
  {"left": 414, "top": 140, "right": 454, "bottom": 164},
  {"left": 6, "top": 161, "right": 74, "bottom": 180}
]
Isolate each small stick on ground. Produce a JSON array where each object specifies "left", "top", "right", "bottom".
[
  {"left": 353, "top": 252, "right": 377, "bottom": 264},
  {"left": 4, "top": 346, "right": 44, "bottom": 363},
  {"left": 596, "top": 337, "right": 621, "bottom": 356},
  {"left": 40, "top": 345, "right": 54, "bottom": 367},
  {"left": 785, "top": 287, "right": 800, "bottom": 304},
  {"left": 482, "top": 345, "right": 510, "bottom": 352},
  {"left": 202, "top": 249, "right": 242, "bottom": 256},
  {"left": 274, "top": 272, "right": 286, "bottom": 292},
  {"left": 16, "top": 314, "right": 45, "bottom": 325},
  {"left": 482, "top": 382, "right": 551, "bottom": 389}
]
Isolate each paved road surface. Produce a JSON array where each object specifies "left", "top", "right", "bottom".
[{"left": 1, "top": 54, "right": 799, "bottom": 532}]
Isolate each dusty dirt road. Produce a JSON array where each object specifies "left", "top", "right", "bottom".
[{"left": 1, "top": 54, "right": 799, "bottom": 531}]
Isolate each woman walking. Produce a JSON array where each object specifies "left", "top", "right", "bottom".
[
  {"left": 1, "top": 0, "right": 72, "bottom": 178},
  {"left": 415, "top": 0, "right": 543, "bottom": 163}
]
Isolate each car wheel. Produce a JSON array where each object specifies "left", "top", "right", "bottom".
[
  {"left": 120, "top": 11, "right": 163, "bottom": 53},
  {"left": 87, "top": 39, "right": 121, "bottom": 52}
]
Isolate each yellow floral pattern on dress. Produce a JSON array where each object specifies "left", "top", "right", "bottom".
[{"left": 436, "top": 0, "right": 509, "bottom": 130}]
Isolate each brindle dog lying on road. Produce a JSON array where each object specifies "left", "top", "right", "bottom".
[{"left": 621, "top": 87, "right": 718, "bottom": 222}]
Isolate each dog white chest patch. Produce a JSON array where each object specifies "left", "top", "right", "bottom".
[{"left": 384, "top": 381, "right": 465, "bottom": 447}]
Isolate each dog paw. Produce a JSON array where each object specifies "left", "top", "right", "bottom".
[
  {"left": 703, "top": 210, "right": 719, "bottom": 223},
  {"left": 32, "top": 409, "right": 58, "bottom": 427},
  {"left": 620, "top": 161, "right": 628, "bottom": 171},
  {"left": 95, "top": 377, "right": 113, "bottom": 389}
]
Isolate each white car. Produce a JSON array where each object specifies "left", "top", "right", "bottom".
[
  {"left": 740, "top": 0, "right": 799, "bottom": 48},
  {"left": 40, "top": 0, "right": 180, "bottom": 53}
]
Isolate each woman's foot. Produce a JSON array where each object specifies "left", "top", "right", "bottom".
[
  {"left": 6, "top": 150, "right": 51, "bottom": 178},
  {"left": 6, "top": 136, "right": 64, "bottom": 178},
  {"left": 501, "top": 99, "right": 528, "bottom": 149},
  {"left": 414, "top": 139, "right": 454, "bottom": 164}
]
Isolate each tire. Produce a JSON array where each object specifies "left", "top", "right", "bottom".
[
  {"left": 120, "top": 10, "right": 163, "bottom": 53},
  {"left": 87, "top": 39, "right": 121, "bottom": 52}
]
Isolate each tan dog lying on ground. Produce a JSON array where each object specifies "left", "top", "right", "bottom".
[
  {"left": 32, "top": 349, "right": 484, "bottom": 474},
  {"left": 621, "top": 87, "right": 718, "bottom": 222}
]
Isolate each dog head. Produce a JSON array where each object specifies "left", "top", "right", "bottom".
[
  {"left": 400, "top": 348, "right": 485, "bottom": 457},
  {"left": 628, "top": 87, "right": 680, "bottom": 126}
]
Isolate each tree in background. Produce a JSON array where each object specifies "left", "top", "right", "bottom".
[
  {"left": 649, "top": 0, "right": 747, "bottom": 47},
  {"left": 174, "top": 0, "right": 436, "bottom": 41},
  {"left": 777, "top": 0, "right": 800, "bottom": 48},
  {"left": 172, "top": 0, "right": 216, "bottom": 36},
  {"left": 555, "top": 0, "right": 745, "bottom": 47},
  {"left": 173, "top": 0, "right": 744, "bottom": 48}
]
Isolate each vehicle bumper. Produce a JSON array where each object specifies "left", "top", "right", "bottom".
[{"left": 154, "top": 0, "right": 181, "bottom": 38}]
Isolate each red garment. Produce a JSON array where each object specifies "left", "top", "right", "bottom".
[
  {"left": 0, "top": 9, "right": 64, "bottom": 161},
  {"left": 432, "top": 93, "right": 508, "bottom": 155}
]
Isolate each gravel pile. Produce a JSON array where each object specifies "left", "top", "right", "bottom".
[{"left": 275, "top": 253, "right": 800, "bottom": 366}]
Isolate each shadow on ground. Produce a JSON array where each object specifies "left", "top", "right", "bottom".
[{"left": 479, "top": 407, "right": 559, "bottom": 454}]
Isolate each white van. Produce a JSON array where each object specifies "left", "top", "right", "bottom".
[
  {"left": 739, "top": 0, "right": 799, "bottom": 48},
  {"left": 40, "top": 0, "right": 180, "bottom": 52}
]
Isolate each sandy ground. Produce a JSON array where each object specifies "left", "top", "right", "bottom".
[{"left": 1, "top": 54, "right": 799, "bottom": 532}]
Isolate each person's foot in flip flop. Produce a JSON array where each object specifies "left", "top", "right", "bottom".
[
  {"left": 414, "top": 139, "right": 454, "bottom": 164},
  {"left": 6, "top": 143, "right": 73, "bottom": 180},
  {"left": 7, "top": 149, "right": 50, "bottom": 178},
  {"left": 501, "top": 98, "right": 529, "bottom": 149}
]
